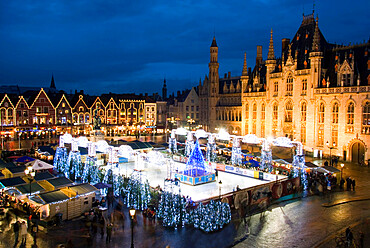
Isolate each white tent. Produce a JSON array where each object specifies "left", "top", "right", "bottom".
[{"left": 26, "top": 159, "right": 54, "bottom": 171}]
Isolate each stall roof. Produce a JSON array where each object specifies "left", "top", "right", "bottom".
[
  {"left": 126, "top": 141, "right": 153, "bottom": 150},
  {"left": 34, "top": 171, "right": 55, "bottom": 181},
  {"left": 46, "top": 177, "right": 74, "bottom": 187},
  {"left": 68, "top": 183, "right": 97, "bottom": 195},
  {"left": 305, "top": 162, "right": 318, "bottom": 168},
  {"left": 16, "top": 182, "right": 45, "bottom": 194},
  {"left": 273, "top": 159, "right": 291, "bottom": 165},
  {"left": 37, "top": 146, "right": 55, "bottom": 155},
  {"left": 14, "top": 156, "right": 35, "bottom": 163},
  {"left": 322, "top": 166, "right": 340, "bottom": 173},
  {"left": 0, "top": 177, "right": 27, "bottom": 188},
  {"left": 26, "top": 159, "right": 54, "bottom": 171},
  {"left": 5, "top": 165, "right": 27, "bottom": 174},
  {"left": 0, "top": 162, "right": 17, "bottom": 169},
  {"left": 38, "top": 189, "right": 69, "bottom": 204}
]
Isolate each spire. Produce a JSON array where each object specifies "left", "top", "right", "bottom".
[
  {"left": 312, "top": 16, "right": 320, "bottom": 52},
  {"left": 268, "top": 29, "right": 275, "bottom": 60},
  {"left": 50, "top": 74, "right": 56, "bottom": 89},
  {"left": 162, "top": 78, "right": 167, "bottom": 100},
  {"left": 211, "top": 36, "right": 217, "bottom": 47},
  {"left": 242, "top": 52, "right": 248, "bottom": 76}
]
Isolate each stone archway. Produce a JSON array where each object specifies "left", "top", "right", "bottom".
[{"left": 351, "top": 142, "right": 365, "bottom": 163}]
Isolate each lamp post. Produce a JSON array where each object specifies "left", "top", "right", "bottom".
[
  {"left": 129, "top": 207, "right": 136, "bottom": 248},
  {"left": 25, "top": 166, "right": 35, "bottom": 196},
  {"left": 326, "top": 141, "right": 335, "bottom": 166},
  {"left": 340, "top": 163, "right": 344, "bottom": 181},
  {"left": 218, "top": 180, "right": 222, "bottom": 200}
]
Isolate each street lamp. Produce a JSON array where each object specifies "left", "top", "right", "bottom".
[
  {"left": 129, "top": 207, "right": 136, "bottom": 248},
  {"left": 326, "top": 141, "right": 335, "bottom": 166},
  {"left": 25, "top": 166, "right": 35, "bottom": 196},
  {"left": 340, "top": 163, "right": 344, "bottom": 181},
  {"left": 218, "top": 180, "right": 222, "bottom": 200}
]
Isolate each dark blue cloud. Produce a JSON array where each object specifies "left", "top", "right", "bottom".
[{"left": 0, "top": 0, "right": 369, "bottom": 95}]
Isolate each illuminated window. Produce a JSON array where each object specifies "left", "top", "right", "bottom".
[
  {"left": 286, "top": 75, "right": 293, "bottom": 96},
  {"left": 301, "top": 102, "right": 307, "bottom": 121},
  {"left": 301, "top": 123, "right": 306, "bottom": 144},
  {"left": 318, "top": 103, "right": 325, "bottom": 124},
  {"left": 301, "top": 79, "right": 307, "bottom": 95},
  {"left": 272, "top": 102, "right": 278, "bottom": 137},
  {"left": 285, "top": 101, "right": 293, "bottom": 122},
  {"left": 252, "top": 104, "right": 257, "bottom": 134},
  {"left": 261, "top": 103, "right": 265, "bottom": 137},
  {"left": 362, "top": 101, "right": 370, "bottom": 134},
  {"left": 245, "top": 103, "right": 249, "bottom": 134},
  {"left": 274, "top": 82, "right": 278, "bottom": 94},
  {"left": 62, "top": 103, "right": 65, "bottom": 108},
  {"left": 346, "top": 102, "right": 354, "bottom": 133},
  {"left": 332, "top": 103, "right": 339, "bottom": 124},
  {"left": 273, "top": 103, "right": 278, "bottom": 121}
]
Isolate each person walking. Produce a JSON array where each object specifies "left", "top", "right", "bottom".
[
  {"left": 352, "top": 178, "right": 356, "bottom": 191},
  {"left": 345, "top": 227, "right": 353, "bottom": 247},
  {"left": 13, "top": 220, "right": 20, "bottom": 245},
  {"left": 20, "top": 221, "right": 28, "bottom": 245},
  {"left": 346, "top": 177, "right": 352, "bottom": 191},
  {"left": 99, "top": 217, "right": 105, "bottom": 239},
  {"left": 106, "top": 223, "right": 112, "bottom": 243}
]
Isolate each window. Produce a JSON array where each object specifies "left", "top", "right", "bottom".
[
  {"left": 196, "top": 113, "right": 199, "bottom": 118},
  {"left": 196, "top": 106, "right": 199, "bottom": 111},
  {"left": 286, "top": 75, "right": 293, "bottom": 96},
  {"left": 362, "top": 101, "right": 370, "bottom": 134},
  {"left": 273, "top": 103, "right": 278, "bottom": 121},
  {"left": 318, "top": 103, "right": 325, "bottom": 124},
  {"left": 20, "top": 103, "right": 24, "bottom": 108},
  {"left": 44, "top": 107, "right": 48, "bottom": 113},
  {"left": 301, "top": 123, "right": 306, "bottom": 144},
  {"left": 245, "top": 103, "right": 249, "bottom": 134},
  {"left": 191, "top": 99, "right": 194, "bottom": 103},
  {"left": 191, "top": 106, "right": 194, "bottom": 111},
  {"left": 285, "top": 101, "right": 293, "bottom": 122},
  {"left": 301, "top": 79, "right": 307, "bottom": 95},
  {"left": 40, "top": 99, "right": 44, "bottom": 103},
  {"left": 274, "top": 82, "right": 278, "bottom": 94},
  {"left": 191, "top": 113, "right": 194, "bottom": 118},
  {"left": 261, "top": 103, "right": 265, "bottom": 137},
  {"left": 62, "top": 103, "right": 65, "bottom": 108},
  {"left": 252, "top": 104, "right": 257, "bottom": 119},
  {"left": 36, "top": 107, "right": 41, "bottom": 113},
  {"left": 151, "top": 107, "right": 154, "bottom": 111},
  {"left": 342, "top": 73, "right": 351, "bottom": 86},
  {"left": 332, "top": 103, "right": 339, "bottom": 124},
  {"left": 186, "top": 106, "right": 189, "bottom": 111},
  {"left": 79, "top": 106, "right": 84, "bottom": 112},
  {"left": 301, "top": 102, "right": 307, "bottom": 121},
  {"left": 252, "top": 104, "right": 257, "bottom": 134},
  {"left": 346, "top": 102, "right": 354, "bottom": 133}
]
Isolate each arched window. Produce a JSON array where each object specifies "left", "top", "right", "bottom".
[
  {"left": 252, "top": 103, "right": 257, "bottom": 134},
  {"left": 332, "top": 103, "right": 339, "bottom": 124},
  {"left": 245, "top": 103, "right": 249, "bottom": 134},
  {"left": 285, "top": 101, "right": 293, "bottom": 122},
  {"left": 261, "top": 103, "right": 265, "bottom": 138},
  {"left": 318, "top": 103, "right": 325, "bottom": 123},
  {"left": 273, "top": 103, "right": 278, "bottom": 121},
  {"left": 301, "top": 102, "right": 307, "bottom": 121},
  {"left": 272, "top": 102, "right": 278, "bottom": 136},
  {"left": 286, "top": 75, "right": 293, "bottom": 96},
  {"left": 363, "top": 101, "right": 370, "bottom": 134},
  {"left": 346, "top": 102, "right": 355, "bottom": 133}
]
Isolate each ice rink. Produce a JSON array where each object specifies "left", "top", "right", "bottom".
[{"left": 112, "top": 160, "right": 284, "bottom": 202}]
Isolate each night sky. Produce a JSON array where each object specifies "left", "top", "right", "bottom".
[{"left": 0, "top": 0, "right": 369, "bottom": 96}]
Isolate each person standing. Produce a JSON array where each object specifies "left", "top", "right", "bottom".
[
  {"left": 13, "top": 220, "right": 20, "bottom": 245},
  {"left": 106, "top": 223, "right": 112, "bottom": 243},
  {"left": 352, "top": 178, "right": 356, "bottom": 191},
  {"left": 20, "top": 221, "right": 28, "bottom": 245},
  {"left": 346, "top": 177, "right": 351, "bottom": 191},
  {"left": 99, "top": 217, "right": 105, "bottom": 239}
]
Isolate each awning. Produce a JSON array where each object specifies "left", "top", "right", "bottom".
[
  {"left": 26, "top": 159, "right": 54, "bottom": 171},
  {"left": 14, "top": 156, "right": 36, "bottom": 163}
]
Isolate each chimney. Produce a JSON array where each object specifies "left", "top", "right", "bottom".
[
  {"left": 224, "top": 73, "right": 227, "bottom": 78},
  {"left": 228, "top": 72, "right": 231, "bottom": 79},
  {"left": 145, "top": 93, "right": 148, "bottom": 97},
  {"left": 177, "top": 91, "right": 180, "bottom": 97},
  {"left": 256, "top": 45, "right": 263, "bottom": 66},
  {"left": 282, "top": 38, "right": 290, "bottom": 54}
]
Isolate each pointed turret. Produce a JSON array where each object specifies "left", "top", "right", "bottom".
[
  {"left": 267, "top": 29, "right": 275, "bottom": 60},
  {"left": 242, "top": 52, "right": 248, "bottom": 76},
  {"left": 50, "top": 74, "right": 56, "bottom": 89},
  {"left": 211, "top": 36, "right": 217, "bottom": 47},
  {"left": 312, "top": 16, "right": 320, "bottom": 52}
]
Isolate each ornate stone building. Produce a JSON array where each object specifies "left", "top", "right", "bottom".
[{"left": 199, "top": 12, "right": 370, "bottom": 162}]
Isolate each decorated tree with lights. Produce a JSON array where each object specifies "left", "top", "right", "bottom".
[
  {"left": 157, "top": 191, "right": 187, "bottom": 228},
  {"left": 82, "top": 156, "right": 99, "bottom": 184},
  {"left": 53, "top": 147, "right": 68, "bottom": 173},
  {"left": 66, "top": 150, "right": 82, "bottom": 181},
  {"left": 125, "top": 173, "right": 151, "bottom": 210}
]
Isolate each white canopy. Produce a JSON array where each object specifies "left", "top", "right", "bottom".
[{"left": 26, "top": 159, "right": 54, "bottom": 171}]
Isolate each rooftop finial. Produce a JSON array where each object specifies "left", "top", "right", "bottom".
[{"left": 312, "top": 15, "right": 320, "bottom": 52}]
